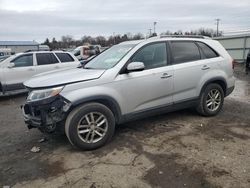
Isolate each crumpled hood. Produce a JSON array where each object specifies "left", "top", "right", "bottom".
[{"left": 24, "top": 68, "right": 105, "bottom": 88}]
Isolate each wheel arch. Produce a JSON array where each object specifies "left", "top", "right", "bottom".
[
  {"left": 200, "top": 77, "right": 227, "bottom": 97},
  {"left": 69, "top": 95, "right": 122, "bottom": 124}
]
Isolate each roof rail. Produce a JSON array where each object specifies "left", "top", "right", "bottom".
[{"left": 159, "top": 35, "right": 211, "bottom": 39}]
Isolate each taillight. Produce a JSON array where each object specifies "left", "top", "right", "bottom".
[{"left": 232, "top": 59, "right": 235, "bottom": 69}]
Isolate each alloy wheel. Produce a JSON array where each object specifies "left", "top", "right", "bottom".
[
  {"left": 206, "top": 89, "right": 221, "bottom": 111},
  {"left": 77, "top": 112, "right": 108, "bottom": 143}
]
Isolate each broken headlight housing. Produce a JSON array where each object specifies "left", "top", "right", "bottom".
[{"left": 27, "top": 86, "right": 64, "bottom": 102}]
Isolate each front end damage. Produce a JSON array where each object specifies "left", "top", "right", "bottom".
[{"left": 22, "top": 96, "right": 71, "bottom": 133}]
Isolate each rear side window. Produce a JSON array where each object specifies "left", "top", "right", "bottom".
[
  {"left": 11, "top": 54, "right": 33, "bottom": 67},
  {"left": 197, "top": 42, "right": 218, "bottom": 58},
  {"left": 171, "top": 41, "right": 201, "bottom": 64},
  {"left": 36, "top": 53, "right": 59, "bottom": 65},
  {"left": 55, "top": 53, "right": 74, "bottom": 63}
]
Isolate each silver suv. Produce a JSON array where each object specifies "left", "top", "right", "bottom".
[{"left": 22, "top": 36, "right": 235, "bottom": 150}]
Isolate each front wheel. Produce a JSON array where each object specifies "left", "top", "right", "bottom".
[
  {"left": 196, "top": 83, "right": 224, "bottom": 116},
  {"left": 65, "top": 103, "right": 115, "bottom": 150}
]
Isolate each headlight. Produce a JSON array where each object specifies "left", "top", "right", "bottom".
[{"left": 27, "top": 86, "right": 64, "bottom": 102}]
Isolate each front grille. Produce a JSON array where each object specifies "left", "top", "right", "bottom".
[{"left": 33, "top": 108, "right": 41, "bottom": 116}]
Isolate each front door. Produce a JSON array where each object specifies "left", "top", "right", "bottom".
[
  {"left": 115, "top": 42, "right": 174, "bottom": 115},
  {"left": 3, "top": 54, "right": 35, "bottom": 91}
]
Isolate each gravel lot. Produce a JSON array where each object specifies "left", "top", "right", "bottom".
[{"left": 0, "top": 64, "right": 250, "bottom": 188}]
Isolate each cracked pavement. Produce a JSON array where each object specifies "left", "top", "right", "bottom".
[{"left": 0, "top": 64, "right": 250, "bottom": 188}]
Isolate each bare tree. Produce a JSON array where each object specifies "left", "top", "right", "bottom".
[
  {"left": 132, "top": 33, "right": 144, "bottom": 40},
  {"left": 43, "top": 28, "right": 222, "bottom": 51}
]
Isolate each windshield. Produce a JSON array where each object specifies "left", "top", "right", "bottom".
[{"left": 85, "top": 44, "right": 135, "bottom": 69}]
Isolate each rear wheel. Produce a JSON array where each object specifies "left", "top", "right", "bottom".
[
  {"left": 196, "top": 83, "right": 224, "bottom": 116},
  {"left": 65, "top": 103, "right": 115, "bottom": 150}
]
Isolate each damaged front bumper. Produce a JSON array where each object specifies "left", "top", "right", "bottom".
[{"left": 22, "top": 95, "right": 71, "bottom": 133}]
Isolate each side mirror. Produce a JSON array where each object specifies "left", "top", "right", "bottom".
[
  {"left": 127, "top": 62, "right": 145, "bottom": 72},
  {"left": 7, "top": 63, "right": 15, "bottom": 68}
]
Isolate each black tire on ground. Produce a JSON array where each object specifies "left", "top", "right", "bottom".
[
  {"left": 65, "top": 102, "right": 115, "bottom": 150},
  {"left": 196, "top": 83, "right": 225, "bottom": 116}
]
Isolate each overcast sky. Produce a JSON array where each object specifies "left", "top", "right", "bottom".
[{"left": 0, "top": 0, "right": 249, "bottom": 42}]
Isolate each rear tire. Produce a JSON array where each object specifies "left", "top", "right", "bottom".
[
  {"left": 196, "top": 83, "right": 224, "bottom": 116},
  {"left": 65, "top": 103, "right": 115, "bottom": 150}
]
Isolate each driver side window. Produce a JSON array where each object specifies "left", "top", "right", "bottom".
[
  {"left": 11, "top": 54, "right": 33, "bottom": 67},
  {"left": 131, "top": 43, "right": 167, "bottom": 70}
]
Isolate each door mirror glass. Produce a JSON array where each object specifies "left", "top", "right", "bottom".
[
  {"left": 127, "top": 62, "right": 145, "bottom": 72},
  {"left": 7, "top": 62, "right": 15, "bottom": 68}
]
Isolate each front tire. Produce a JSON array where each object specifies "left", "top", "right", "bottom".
[
  {"left": 65, "top": 103, "right": 115, "bottom": 150},
  {"left": 196, "top": 83, "right": 224, "bottom": 116}
]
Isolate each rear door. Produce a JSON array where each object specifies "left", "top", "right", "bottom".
[
  {"left": 55, "top": 52, "right": 79, "bottom": 68},
  {"left": 3, "top": 53, "right": 35, "bottom": 91},
  {"left": 35, "top": 52, "right": 60, "bottom": 74},
  {"left": 169, "top": 41, "right": 207, "bottom": 102}
]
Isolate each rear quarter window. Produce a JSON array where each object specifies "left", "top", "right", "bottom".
[
  {"left": 197, "top": 42, "right": 219, "bottom": 59},
  {"left": 55, "top": 53, "right": 74, "bottom": 63}
]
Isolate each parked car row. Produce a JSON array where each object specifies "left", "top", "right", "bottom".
[
  {"left": 0, "top": 51, "right": 79, "bottom": 96},
  {"left": 0, "top": 48, "right": 12, "bottom": 56}
]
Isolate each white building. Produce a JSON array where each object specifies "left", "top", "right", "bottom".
[
  {"left": 0, "top": 41, "right": 39, "bottom": 54},
  {"left": 214, "top": 34, "right": 250, "bottom": 63}
]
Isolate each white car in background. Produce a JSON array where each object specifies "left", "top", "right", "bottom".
[
  {"left": 73, "top": 45, "right": 101, "bottom": 60},
  {"left": 73, "top": 46, "right": 91, "bottom": 60},
  {"left": 0, "top": 51, "right": 79, "bottom": 96}
]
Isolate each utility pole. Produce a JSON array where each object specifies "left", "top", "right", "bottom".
[
  {"left": 149, "top": 29, "right": 152, "bottom": 37},
  {"left": 215, "top": 18, "right": 221, "bottom": 37},
  {"left": 153, "top": 21, "right": 157, "bottom": 34}
]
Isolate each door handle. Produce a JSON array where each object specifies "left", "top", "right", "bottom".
[
  {"left": 201, "top": 65, "right": 210, "bottom": 70},
  {"left": 161, "top": 73, "right": 172, "bottom": 79},
  {"left": 27, "top": 68, "right": 34, "bottom": 71},
  {"left": 55, "top": 66, "right": 60, "bottom": 68}
]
